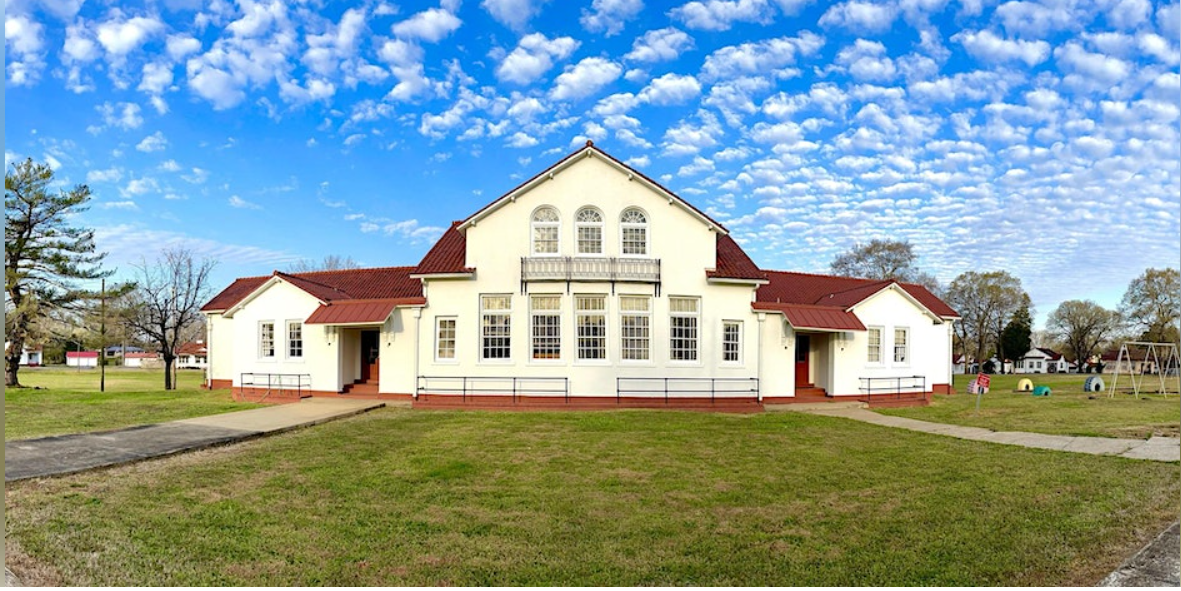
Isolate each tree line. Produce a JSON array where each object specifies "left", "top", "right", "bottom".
[
  {"left": 5, "top": 159, "right": 215, "bottom": 389},
  {"left": 829, "top": 240, "right": 1180, "bottom": 372}
]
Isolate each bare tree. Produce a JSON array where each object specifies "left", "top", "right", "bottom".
[
  {"left": 126, "top": 249, "right": 216, "bottom": 390},
  {"left": 1047, "top": 300, "right": 1121, "bottom": 371},
  {"left": 286, "top": 254, "right": 359, "bottom": 273},
  {"left": 944, "top": 271, "right": 1028, "bottom": 370},
  {"left": 1120, "top": 267, "right": 1180, "bottom": 344},
  {"left": 829, "top": 239, "right": 941, "bottom": 293}
]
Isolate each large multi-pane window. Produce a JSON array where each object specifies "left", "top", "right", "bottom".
[
  {"left": 722, "top": 321, "right": 742, "bottom": 364},
  {"left": 669, "top": 297, "right": 699, "bottom": 361},
  {"left": 867, "top": 327, "right": 882, "bottom": 363},
  {"left": 532, "top": 207, "right": 560, "bottom": 255},
  {"left": 576, "top": 295, "right": 607, "bottom": 360},
  {"left": 894, "top": 327, "right": 909, "bottom": 363},
  {"left": 481, "top": 295, "right": 512, "bottom": 360},
  {"left": 259, "top": 322, "right": 275, "bottom": 358},
  {"left": 620, "top": 296, "right": 651, "bottom": 361},
  {"left": 620, "top": 208, "right": 648, "bottom": 256},
  {"left": 531, "top": 295, "right": 562, "bottom": 360},
  {"left": 575, "top": 208, "right": 603, "bottom": 255},
  {"left": 435, "top": 317, "right": 456, "bottom": 361},
  {"left": 287, "top": 321, "right": 303, "bottom": 358}
]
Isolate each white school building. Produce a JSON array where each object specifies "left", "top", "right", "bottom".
[{"left": 202, "top": 144, "right": 959, "bottom": 408}]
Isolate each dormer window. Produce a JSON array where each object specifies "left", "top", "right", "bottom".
[
  {"left": 620, "top": 208, "right": 648, "bottom": 256},
  {"left": 575, "top": 207, "right": 603, "bottom": 255},
  {"left": 532, "top": 207, "right": 560, "bottom": 255}
]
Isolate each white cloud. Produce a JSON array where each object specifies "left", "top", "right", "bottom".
[
  {"left": 482, "top": 0, "right": 548, "bottom": 31},
  {"left": 834, "top": 39, "right": 897, "bottom": 82},
  {"left": 87, "top": 167, "right": 123, "bottom": 183},
  {"left": 1159, "top": 3, "right": 1181, "bottom": 39},
  {"left": 228, "top": 195, "right": 261, "bottom": 209},
  {"left": 101, "top": 200, "right": 139, "bottom": 210},
  {"left": 582, "top": 0, "right": 644, "bottom": 36},
  {"left": 1108, "top": 0, "right": 1151, "bottom": 29},
  {"left": 122, "top": 177, "right": 159, "bottom": 196},
  {"left": 625, "top": 27, "right": 694, "bottom": 63},
  {"left": 392, "top": 8, "right": 462, "bottom": 42},
  {"left": 954, "top": 29, "right": 1050, "bottom": 67},
  {"left": 136, "top": 131, "right": 169, "bottom": 152},
  {"left": 159, "top": 159, "right": 183, "bottom": 172},
  {"left": 496, "top": 33, "right": 579, "bottom": 84},
  {"left": 1055, "top": 41, "right": 1131, "bottom": 86},
  {"left": 165, "top": 34, "right": 202, "bottom": 61},
  {"left": 138, "top": 61, "right": 175, "bottom": 94},
  {"left": 5, "top": 14, "right": 46, "bottom": 85},
  {"left": 662, "top": 110, "right": 724, "bottom": 156},
  {"left": 994, "top": 0, "right": 1076, "bottom": 37},
  {"left": 669, "top": 0, "right": 775, "bottom": 31},
  {"left": 96, "top": 101, "right": 144, "bottom": 130},
  {"left": 819, "top": 1, "right": 898, "bottom": 33},
  {"left": 550, "top": 57, "right": 623, "bottom": 101},
  {"left": 186, "top": 65, "right": 246, "bottom": 110},
  {"left": 700, "top": 32, "right": 824, "bottom": 81},
  {"left": 638, "top": 72, "right": 702, "bottom": 105},
  {"left": 96, "top": 13, "right": 165, "bottom": 56}
]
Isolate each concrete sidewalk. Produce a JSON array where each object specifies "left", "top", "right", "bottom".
[
  {"left": 5, "top": 398, "right": 389, "bottom": 482},
  {"left": 1101, "top": 522, "right": 1181, "bottom": 587},
  {"left": 774, "top": 406, "right": 1181, "bottom": 462}
]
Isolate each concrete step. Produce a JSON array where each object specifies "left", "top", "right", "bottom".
[{"left": 765, "top": 401, "right": 867, "bottom": 412}]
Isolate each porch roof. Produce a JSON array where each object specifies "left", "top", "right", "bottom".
[
  {"left": 304, "top": 297, "right": 426, "bottom": 325},
  {"left": 752, "top": 302, "right": 867, "bottom": 332}
]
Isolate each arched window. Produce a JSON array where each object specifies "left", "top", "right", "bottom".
[
  {"left": 575, "top": 207, "right": 603, "bottom": 255},
  {"left": 532, "top": 207, "right": 560, "bottom": 255},
  {"left": 620, "top": 208, "right": 648, "bottom": 256}
]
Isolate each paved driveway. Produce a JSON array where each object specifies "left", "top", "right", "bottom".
[{"left": 5, "top": 398, "right": 390, "bottom": 481}]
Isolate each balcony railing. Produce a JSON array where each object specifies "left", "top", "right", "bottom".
[{"left": 521, "top": 256, "right": 661, "bottom": 294}]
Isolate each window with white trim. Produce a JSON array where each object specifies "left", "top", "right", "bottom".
[
  {"left": 867, "top": 327, "right": 882, "bottom": 363},
  {"left": 669, "top": 297, "right": 699, "bottom": 362},
  {"left": 722, "top": 321, "right": 742, "bottom": 364},
  {"left": 894, "top": 327, "right": 909, "bottom": 363},
  {"left": 576, "top": 295, "right": 607, "bottom": 361},
  {"left": 531, "top": 295, "right": 561, "bottom": 360},
  {"left": 435, "top": 317, "right": 456, "bottom": 361},
  {"left": 532, "top": 207, "right": 560, "bottom": 255},
  {"left": 481, "top": 295, "right": 512, "bottom": 360},
  {"left": 575, "top": 208, "right": 603, "bottom": 255},
  {"left": 620, "top": 296, "right": 650, "bottom": 361},
  {"left": 259, "top": 322, "right": 275, "bottom": 358},
  {"left": 620, "top": 208, "right": 648, "bottom": 256},
  {"left": 287, "top": 321, "right": 303, "bottom": 358}
]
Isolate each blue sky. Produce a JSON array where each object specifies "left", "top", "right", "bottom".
[{"left": 5, "top": 0, "right": 1179, "bottom": 328}]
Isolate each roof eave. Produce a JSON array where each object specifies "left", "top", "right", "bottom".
[
  {"left": 846, "top": 283, "right": 942, "bottom": 322},
  {"left": 707, "top": 276, "right": 769, "bottom": 286}
]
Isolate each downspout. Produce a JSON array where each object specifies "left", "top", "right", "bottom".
[
  {"left": 205, "top": 317, "right": 212, "bottom": 389},
  {"left": 756, "top": 312, "right": 765, "bottom": 402},
  {"left": 413, "top": 283, "right": 425, "bottom": 399}
]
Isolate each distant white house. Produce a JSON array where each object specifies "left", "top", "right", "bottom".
[
  {"left": 123, "top": 352, "right": 159, "bottom": 368},
  {"left": 952, "top": 354, "right": 967, "bottom": 374},
  {"left": 65, "top": 351, "right": 99, "bottom": 368},
  {"left": 176, "top": 341, "right": 208, "bottom": 369},
  {"left": 5, "top": 342, "right": 43, "bottom": 366},
  {"left": 1015, "top": 348, "right": 1075, "bottom": 373}
]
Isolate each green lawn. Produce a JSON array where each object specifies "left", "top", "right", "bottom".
[
  {"left": 6, "top": 408, "right": 1178, "bottom": 586},
  {"left": 4, "top": 367, "right": 260, "bottom": 441},
  {"left": 878, "top": 373, "right": 1181, "bottom": 439}
]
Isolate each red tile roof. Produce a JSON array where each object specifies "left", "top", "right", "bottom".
[
  {"left": 413, "top": 221, "right": 473, "bottom": 275},
  {"left": 66, "top": 351, "right": 99, "bottom": 358},
  {"left": 304, "top": 297, "right": 426, "bottom": 325},
  {"left": 756, "top": 271, "right": 959, "bottom": 318},
  {"left": 124, "top": 352, "right": 159, "bottom": 359},
  {"left": 177, "top": 342, "right": 207, "bottom": 356},
  {"left": 202, "top": 266, "right": 423, "bottom": 312},
  {"left": 461, "top": 141, "right": 728, "bottom": 233},
  {"left": 709, "top": 234, "right": 766, "bottom": 281},
  {"left": 753, "top": 302, "right": 867, "bottom": 331}
]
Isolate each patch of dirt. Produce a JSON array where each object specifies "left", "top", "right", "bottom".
[
  {"left": 1110, "top": 424, "right": 1181, "bottom": 439},
  {"left": 5, "top": 537, "right": 65, "bottom": 587}
]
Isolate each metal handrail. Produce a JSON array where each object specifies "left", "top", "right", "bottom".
[
  {"left": 858, "top": 376, "right": 927, "bottom": 399},
  {"left": 615, "top": 377, "right": 760, "bottom": 403},
  {"left": 240, "top": 372, "right": 312, "bottom": 402},
  {"left": 416, "top": 376, "right": 570, "bottom": 402}
]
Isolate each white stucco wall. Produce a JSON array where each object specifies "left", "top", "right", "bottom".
[
  {"left": 227, "top": 280, "right": 340, "bottom": 392},
  {"left": 826, "top": 287, "right": 953, "bottom": 396},
  {"left": 418, "top": 154, "right": 763, "bottom": 398},
  {"left": 206, "top": 312, "right": 235, "bottom": 384}
]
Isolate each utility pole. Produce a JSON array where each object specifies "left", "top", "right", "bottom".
[{"left": 100, "top": 278, "right": 106, "bottom": 392}]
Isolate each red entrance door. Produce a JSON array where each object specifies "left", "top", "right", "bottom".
[
  {"left": 360, "top": 330, "right": 380, "bottom": 383},
  {"left": 794, "top": 334, "right": 811, "bottom": 387}
]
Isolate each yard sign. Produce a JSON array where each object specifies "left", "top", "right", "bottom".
[{"left": 973, "top": 373, "right": 990, "bottom": 414}]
